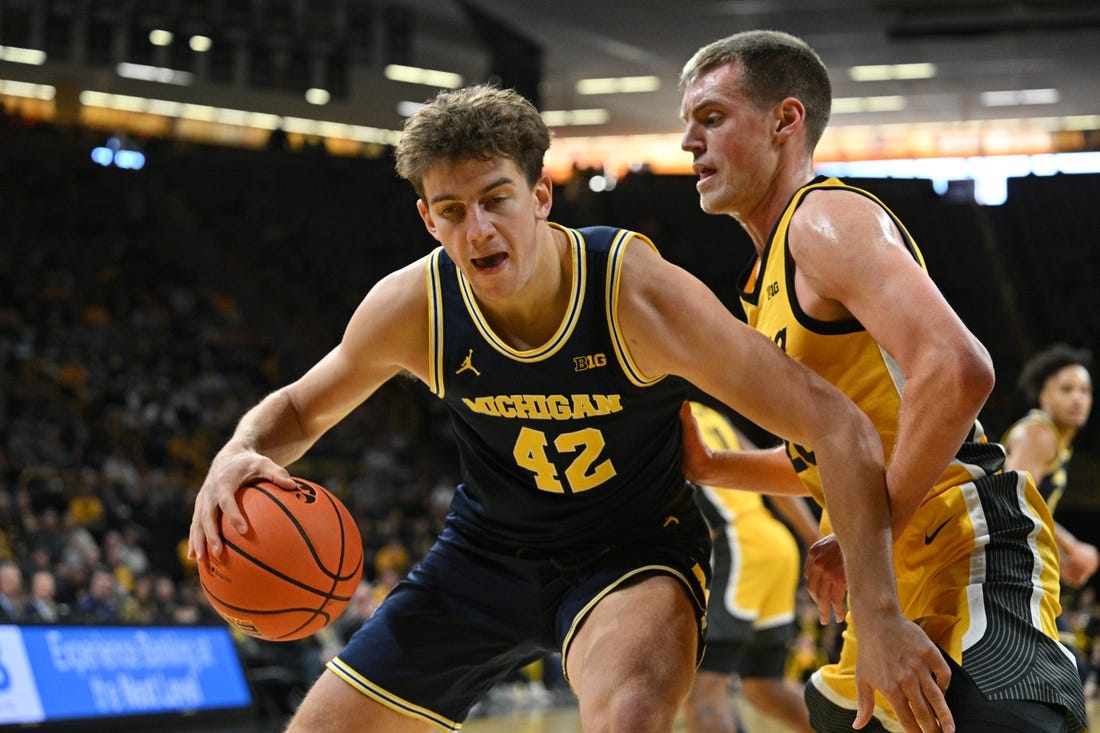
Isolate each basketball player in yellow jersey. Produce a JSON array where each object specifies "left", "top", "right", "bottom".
[
  {"left": 679, "top": 30, "right": 1088, "bottom": 733},
  {"left": 683, "top": 401, "right": 819, "bottom": 733},
  {"left": 1003, "top": 343, "right": 1097, "bottom": 589}
]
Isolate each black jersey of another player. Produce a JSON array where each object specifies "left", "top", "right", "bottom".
[{"left": 426, "top": 223, "right": 691, "bottom": 551}]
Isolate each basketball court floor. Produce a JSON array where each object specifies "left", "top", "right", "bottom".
[
  {"left": 459, "top": 693, "right": 1100, "bottom": 733},
  {"left": 159, "top": 680, "right": 1100, "bottom": 732},
  {"left": 168, "top": 691, "right": 1100, "bottom": 732}
]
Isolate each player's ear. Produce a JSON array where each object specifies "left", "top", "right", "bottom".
[
  {"left": 533, "top": 171, "right": 553, "bottom": 220},
  {"left": 774, "top": 97, "right": 805, "bottom": 140},
  {"left": 416, "top": 199, "right": 441, "bottom": 240}
]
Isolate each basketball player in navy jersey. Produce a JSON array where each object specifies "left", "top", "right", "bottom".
[
  {"left": 678, "top": 30, "right": 1087, "bottom": 733},
  {"left": 190, "top": 84, "right": 924, "bottom": 733}
]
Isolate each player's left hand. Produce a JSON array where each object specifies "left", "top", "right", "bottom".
[
  {"left": 803, "top": 533, "right": 847, "bottom": 623},
  {"left": 854, "top": 612, "right": 954, "bottom": 733}
]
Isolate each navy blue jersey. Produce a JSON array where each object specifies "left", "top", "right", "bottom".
[{"left": 426, "top": 223, "right": 692, "bottom": 550}]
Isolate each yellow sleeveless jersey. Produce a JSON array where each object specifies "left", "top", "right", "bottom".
[{"left": 738, "top": 176, "right": 1004, "bottom": 509}]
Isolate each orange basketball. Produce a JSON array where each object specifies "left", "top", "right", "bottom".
[{"left": 198, "top": 477, "right": 363, "bottom": 642}]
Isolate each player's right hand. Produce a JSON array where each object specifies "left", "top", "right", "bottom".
[
  {"left": 678, "top": 402, "right": 715, "bottom": 484},
  {"left": 188, "top": 452, "right": 296, "bottom": 561},
  {"left": 854, "top": 612, "right": 954, "bottom": 733}
]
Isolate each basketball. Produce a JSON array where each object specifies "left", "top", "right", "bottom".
[{"left": 197, "top": 477, "right": 363, "bottom": 642}]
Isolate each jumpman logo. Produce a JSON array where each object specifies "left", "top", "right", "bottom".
[{"left": 456, "top": 349, "right": 481, "bottom": 376}]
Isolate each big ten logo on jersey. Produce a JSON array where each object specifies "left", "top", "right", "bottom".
[
  {"left": 573, "top": 353, "right": 607, "bottom": 372},
  {"left": 766, "top": 280, "right": 780, "bottom": 298}
]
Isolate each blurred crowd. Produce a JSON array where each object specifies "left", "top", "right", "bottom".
[{"left": 0, "top": 124, "right": 465, "bottom": 717}]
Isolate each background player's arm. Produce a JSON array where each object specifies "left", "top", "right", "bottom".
[
  {"left": 190, "top": 260, "right": 430, "bottom": 561},
  {"left": 788, "top": 191, "right": 994, "bottom": 537},
  {"left": 768, "top": 495, "right": 823, "bottom": 547},
  {"left": 679, "top": 406, "right": 808, "bottom": 495},
  {"left": 1055, "top": 524, "right": 1100, "bottom": 587},
  {"left": 1003, "top": 419, "right": 1058, "bottom": 488}
]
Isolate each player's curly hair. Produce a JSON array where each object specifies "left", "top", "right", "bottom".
[
  {"left": 394, "top": 84, "right": 550, "bottom": 201},
  {"left": 1017, "top": 343, "right": 1093, "bottom": 406}
]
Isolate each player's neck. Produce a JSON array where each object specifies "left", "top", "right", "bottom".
[
  {"left": 479, "top": 225, "right": 572, "bottom": 350},
  {"left": 742, "top": 161, "right": 815, "bottom": 255}
]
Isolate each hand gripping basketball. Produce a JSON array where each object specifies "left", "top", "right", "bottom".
[{"left": 197, "top": 477, "right": 364, "bottom": 641}]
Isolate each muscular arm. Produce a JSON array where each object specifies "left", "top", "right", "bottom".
[
  {"left": 616, "top": 238, "right": 904, "bottom": 627},
  {"left": 190, "top": 260, "right": 431, "bottom": 560},
  {"left": 622, "top": 220, "right": 956, "bottom": 731},
  {"left": 789, "top": 191, "right": 994, "bottom": 537}
]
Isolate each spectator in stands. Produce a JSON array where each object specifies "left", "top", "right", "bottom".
[
  {"left": 52, "top": 554, "right": 89, "bottom": 608},
  {"left": 119, "top": 572, "right": 156, "bottom": 624},
  {"left": 0, "top": 560, "right": 26, "bottom": 621},
  {"left": 23, "top": 569, "right": 63, "bottom": 623},
  {"left": 60, "top": 509, "right": 101, "bottom": 569},
  {"left": 72, "top": 567, "right": 120, "bottom": 624},
  {"left": 102, "top": 529, "right": 135, "bottom": 594},
  {"left": 19, "top": 544, "right": 53, "bottom": 586},
  {"left": 26, "top": 507, "right": 66, "bottom": 565},
  {"left": 267, "top": 125, "right": 290, "bottom": 153},
  {"left": 151, "top": 573, "right": 181, "bottom": 624},
  {"left": 334, "top": 580, "right": 380, "bottom": 645},
  {"left": 117, "top": 523, "right": 151, "bottom": 578}
]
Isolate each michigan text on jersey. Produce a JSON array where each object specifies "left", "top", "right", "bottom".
[{"left": 462, "top": 394, "right": 623, "bottom": 420}]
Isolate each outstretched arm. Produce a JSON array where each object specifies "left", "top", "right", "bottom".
[
  {"left": 189, "top": 261, "right": 430, "bottom": 562},
  {"left": 679, "top": 403, "right": 808, "bottom": 495}
]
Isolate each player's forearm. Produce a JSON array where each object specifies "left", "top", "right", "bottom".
[
  {"left": 1054, "top": 522, "right": 1080, "bottom": 554},
  {"left": 814, "top": 419, "right": 901, "bottom": 622},
  {"left": 218, "top": 388, "right": 317, "bottom": 469},
  {"left": 698, "top": 445, "right": 808, "bottom": 495},
  {"left": 885, "top": 351, "right": 993, "bottom": 537}
]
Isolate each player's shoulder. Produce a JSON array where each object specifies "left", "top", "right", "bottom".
[
  {"left": 1006, "top": 411, "right": 1060, "bottom": 442},
  {"left": 349, "top": 255, "right": 431, "bottom": 330},
  {"left": 379, "top": 252, "right": 434, "bottom": 296},
  {"left": 790, "top": 185, "right": 901, "bottom": 258},
  {"left": 796, "top": 185, "right": 885, "bottom": 224}
]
